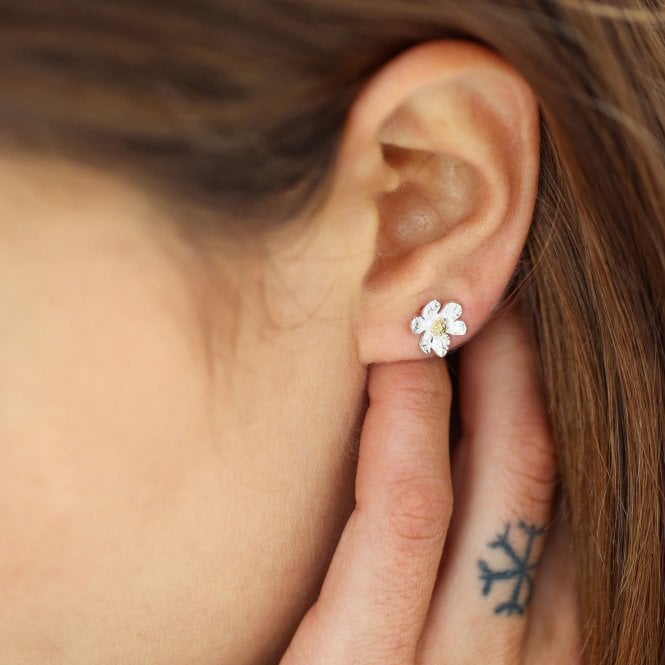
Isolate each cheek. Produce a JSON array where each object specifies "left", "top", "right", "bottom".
[
  {"left": 0, "top": 239, "right": 233, "bottom": 661},
  {"left": 202, "top": 322, "right": 365, "bottom": 663},
  {"left": 0, "top": 242, "right": 364, "bottom": 664}
]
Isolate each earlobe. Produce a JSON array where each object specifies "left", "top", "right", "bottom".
[{"left": 342, "top": 41, "right": 540, "bottom": 365}]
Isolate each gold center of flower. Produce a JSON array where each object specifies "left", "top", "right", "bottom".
[{"left": 430, "top": 318, "right": 447, "bottom": 336}]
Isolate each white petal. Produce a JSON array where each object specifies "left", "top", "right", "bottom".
[
  {"left": 442, "top": 302, "right": 463, "bottom": 322},
  {"left": 421, "top": 299, "right": 441, "bottom": 320},
  {"left": 419, "top": 331, "right": 434, "bottom": 354},
  {"left": 410, "top": 316, "right": 427, "bottom": 334},
  {"left": 447, "top": 319, "right": 467, "bottom": 336},
  {"left": 431, "top": 334, "right": 451, "bottom": 357}
]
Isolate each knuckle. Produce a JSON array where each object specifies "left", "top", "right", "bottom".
[
  {"left": 377, "top": 363, "right": 450, "bottom": 423},
  {"left": 357, "top": 624, "right": 417, "bottom": 665},
  {"left": 499, "top": 424, "right": 559, "bottom": 508},
  {"left": 385, "top": 474, "right": 452, "bottom": 545},
  {"left": 398, "top": 388, "right": 444, "bottom": 425}
]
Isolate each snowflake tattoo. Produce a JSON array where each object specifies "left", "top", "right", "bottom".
[{"left": 477, "top": 521, "right": 547, "bottom": 616}]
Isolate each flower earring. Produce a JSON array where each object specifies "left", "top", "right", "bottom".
[{"left": 410, "top": 299, "right": 467, "bottom": 357}]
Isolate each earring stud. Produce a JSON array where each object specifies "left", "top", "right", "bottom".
[{"left": 410, "top": 299, "right": 467, "bottom": 357}]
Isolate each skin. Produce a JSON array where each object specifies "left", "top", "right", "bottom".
[{"left": 0, "top": 41, "right": 580, "bottom": 664}]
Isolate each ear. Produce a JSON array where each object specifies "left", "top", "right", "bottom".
[{"left": 337, "top": 41, "right": 540, "bottom": 364}]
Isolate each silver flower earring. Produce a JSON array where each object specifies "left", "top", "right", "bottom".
[{"left": 410, "top": 299, "right": 467, "bottom": 357}]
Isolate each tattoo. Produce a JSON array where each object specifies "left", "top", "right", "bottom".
[{"left": 477, "top": 520, "right": 546, "bottom": 616}]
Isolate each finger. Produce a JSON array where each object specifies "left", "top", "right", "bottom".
[
  {"left": 525, "top": 507, "right": 582, "bottom": 664},
  {"left": 282, "top": 360, "right": 453, "bottom": 665},
  {"left": 418, "top": 308, "right": 559, "bottom": 663}
]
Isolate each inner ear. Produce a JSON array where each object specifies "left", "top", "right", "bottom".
[{"left": 372, "top": 142, "right": 484, "bottom": 275}]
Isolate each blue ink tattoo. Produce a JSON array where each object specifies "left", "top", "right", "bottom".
[{"left": 477, "top": 520, "right": 546, "bottom": 616}]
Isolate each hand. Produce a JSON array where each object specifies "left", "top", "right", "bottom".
[{"left": 280, "top": 309, "right": 581, "bottom": 664}]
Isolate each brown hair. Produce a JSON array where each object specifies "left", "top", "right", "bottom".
[{"left": 0, "top": 1, "right": 663, "bottom": 662}]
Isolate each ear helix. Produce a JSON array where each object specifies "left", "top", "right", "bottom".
[{"left": 410, "top": 299, "right": 467, "bottom": 358}]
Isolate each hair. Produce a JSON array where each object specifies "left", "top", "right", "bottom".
[{"left": 0, "top": 1, "right": 663, "bottom": 662}]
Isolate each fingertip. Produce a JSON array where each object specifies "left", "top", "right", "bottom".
[
  {"left": 359, "top": 358, "right": 452, "bottom": 502},
  {"left": 460, "top": 308, "right": 546, "bottom": 426},
  {"left": 368, "top": 358, "right": 451, "bottom": 407}
]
